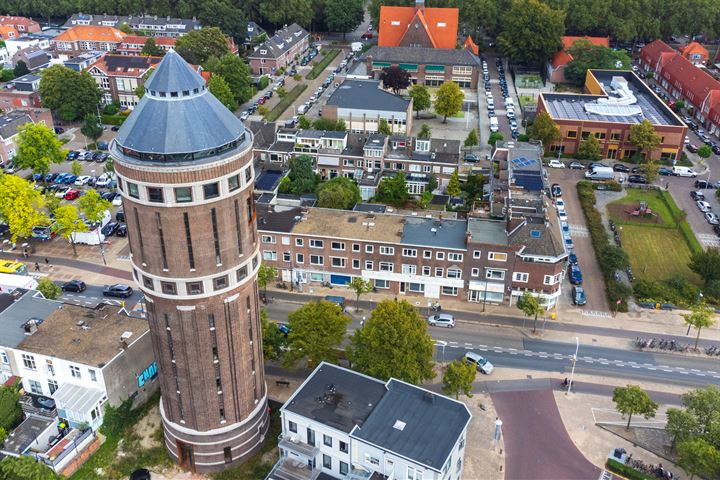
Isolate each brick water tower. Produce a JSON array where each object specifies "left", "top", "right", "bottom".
[{"left": 110, "top": 50, "right": 268, "bottom": 473}]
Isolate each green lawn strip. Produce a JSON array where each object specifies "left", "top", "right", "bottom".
[
  {"left": 266, "top": 84, "right": 308, "bottom": 122},
  {"left": 618, "top": 224, "right": 697, "bottom": 282},
  {"left": 659, "top": 190, "right": 703, "bottom": 253},
  {"left": 306, "top": 49, "right": 340, "bottom": 80}
]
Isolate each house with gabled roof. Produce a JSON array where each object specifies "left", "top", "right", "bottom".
[
  {"left": 87, "top": 54, "right": 162, "bottom": 108},
  {"left": 51, "top": 25, "right": 126, "bottom": 54},
  {"left": 547, "top": 36, "right": 610, "bottom": 84},
  {"left": 679, "top": 41, "right": 709, "bottom": 65},
  {"left": 247, "top": 23, "right": 310, "bottom": 75},
  {"left": 378, "top": 0, "right": 458, "bottom": 49}
]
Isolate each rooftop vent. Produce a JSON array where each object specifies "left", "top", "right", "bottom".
[
  {"left": 120, "top": 331, "right": 133, "bottom": 340},
  {"left": 347, "top": 216, "right": 357, "bottom": 223},
  {"left": 530, "top": 230, "right": 541, "bottom": 238},
  {"left": 423, "top": 391, "right": 435, "bottom": 403},
  {"left": 393, "top": 420, "right": 406, "bottom": 431}
]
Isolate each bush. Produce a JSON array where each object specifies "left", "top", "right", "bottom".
[
  {"left": 101, "top": 114, "right": 126, "bottom": 125},
  {"left": 660, "top": 190, "right": 702, "bottom": 253},
  {"left": 103, "top": 103, "right": 120, "bottom": 115},
  {"left": 101, "top": 396, "right": 135, "bottom": 438},
  {"left": 266, "top": 84, "right": 307, "bottom": 122},
  {"left": 606, "top": 458, "right": 654, "bottom": 480},
  {"left": 591, "top": 181, "right": 622, "bottom": 191},
  {"left": 258, "top": 76, "right": 269, "bottom": 90},
  {"left": 306, "top": 49, "right": 340, "bottom": 80}
]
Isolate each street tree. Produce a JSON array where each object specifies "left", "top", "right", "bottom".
[
  {"left": 698, "top": 144, "right": 712, "bottom": 159},
  {"left": 44, "top": 193, "right": 61, "bottom": 217},
  {"left": 446, "top": 170, "right": 461, "bottom": 196},
  {"left": 325, "top": 0, "right": 364, "bottom": 39},
  {"left": 378, "top": 119, "right": 392, "bottom": 135},
  {"left": 612, "top": 384, "right": 658, "bottom": 430},
  {"left": 564, "top": 40, "right": 631, "bottom": 85},
  {"left": 528, "top": 111, "right": 561, "bottom": 150},
  {"left": 463, "top": 172, "right": 485, "bottom": 203},
  {"left": 286, "top": 155, "right": 319, "bottom": 195},
  {"left": 0, "top": 385, "right": 21, "bottom": 430},
  {"left": 208, "top": 75, "right": 238, "bottom": 111},
  {"left": 348, "top": 277, "right": 372, "bottom": 312},
  {"left": 0, "top": 454, "right": 61, "bottom": 480},
  {"left": 259, "top": 0, "right": 313, "bottom": 28},
  {"left": 13, "top": 60, "right": 29, "bottom": 78},
  {"left": 348, "top": 299, "right": 435, "bottom": 384},
  {"left": 435, "top": 81, "right": 464, "bottom": 123},
  {"left": 629, "top": 119, "right": 662, "bottom": 160},
  {"left": 260, "top": 308, "right": 286, "bottom": 361},
  {"left": 517, "top": 292, "right": 545, "bottom": 333},
  {"left": 52, "top": 204, "right": 87, "bottom": 257},
  {"left": 496, "top": 0, "right": 565, "bottom": 65},
  {"left": 488, "top": 132, "right": 504, "bottom": 146},
  {"left": 175, "top": 27, "right": 230, "bottom": 65},
  {"left": 209, "top": 54, "right": 254, "bottom": 104},
  {"left": 70, "top": 160, "right": 82, "bottom": 177},
  {"left": 682, "top": 304, "right": 716, "bottom": 350},
  {"left": 577, "top": 135, "right": 602, "bottom": 161},
  {"left": 666, "top": 407, "right": 700, "bottom": 448},
  {"left": 409, "top": 84, "right": 431, "bottom": 119},
  {"left": 76, "top": 189, "right": 112, "bottom": 245},
  {"left": 442, "top": 359, "right": 476, "bottom": 400},
  {"left": 257, "top": 264, "right": 277, "bottom": 297},
  {"left": 376, "top": 172, "right": 410, "bottom": 207},
  {"left": 313, "top": 118, "right": 346, "bottom": 131},
  {"left": 418, "top": 123, "right": 432, "bottom": 139},
  {"left": 297, "top": 116, "right": 312, "bottom": 129},
  {"left": 677, "top": 438, "right": 720, "bottom": 480},
  {"left": 37, "top": 277, "right": 61, "bottom": 300},
  {"left": 0, "top": 175, "right": 47, "bottom": 242},
  {"left": 38, "top": 65, "right": 101, "bottom": 121},
  {"left": 80, "top": 114, "right": 103, "bottom": 142},
  {"left": 141, "top": 38, "right": 163, "bottom": 56},
  {"left": 464, "top": 129, "right": 479, "bottom": 147},
  {"left": 380, "top": 66, "right": 410, "bottom": 95},
  {"left": 284, "top": 300, "right": 351, "bottom": 368},
  {"left": 681, "top": 384, "right": 720, "bottom": 435},
  {"left": 14, "top": 123, "right": 66, "bottom": 177},
  {"left": 317, "top": 176, "right": 361, "bottom": 210},
  {"left": 689, "top": 248, "right": 720, "bottom": 286}
]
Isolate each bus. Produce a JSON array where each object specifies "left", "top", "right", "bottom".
[{"left": 0, "top": 261, "right": 28, "bottom": 275}]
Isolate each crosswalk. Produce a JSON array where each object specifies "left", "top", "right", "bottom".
[
  {"left": 568, "top": 225, "right": 589, "bottom": 237},
  {"left": 698, "top": 233, "right": 720, "bottom": 247}
]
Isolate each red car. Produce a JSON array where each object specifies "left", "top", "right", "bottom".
[
  {"left": 64, "top": 189, "right": 81, "bottom": 200},
  {"left": 258, "top": 97, "right": 266, "bottom": 105},
  {"left": 361, "top": 32, "right": 373, "bottom": 40}
]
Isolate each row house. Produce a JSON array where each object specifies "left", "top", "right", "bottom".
[
  {"left": 0, "top": 110, "right": 53, "bottom": 163},
  {"left": 269, "top": 362, "right": 470, "bottom": 480},
  {"left": 0, "top": 16, "right": 40, "bottom": 34},
  {"left": 51, "top": 25, "right": 127, "bottom": 55},
  {"left": 88, "top": 54, "right": 162, "bottom": 107},
  {"left": 64, "top": 13, "right": 201, "bottom": 37},
  {"left": 640, "top": 39, "right": 720, "bottom": 139},
  {"left": 116, "top": 34, "right": 176, "bottom": 55},
  {"left": 248, "top": 23, "right": 310, "bottom": 75}
]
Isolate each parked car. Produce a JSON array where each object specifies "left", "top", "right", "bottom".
[
  {"left": 628, "top": 174, "right": 647, "bottom": 184},
  {"left": 569, "top": 264, "right": 583, "bottom": 285},
  {"left": 240, "top": 111, "right": 249, "bottom": 121},
  {"left": 61, "top": 280, "right": 87, "bottom": 292},
  {"left": 548, "top": 159, "right": 565, "bottom": 168},
  {"left": 657, "top": 167, "right": 673, "bottom": 176},
  {"left": 706, "top": 212, "right": 720, "bottom": 225},
  {"left": 555, "top": 199, "right": 566, "bottom": 211},
  {"left": 569, "top": 161, "right": 584, "bottom": 169},
  {"left": 691, "top": 191, "right": 705, "bottom": 200},
  {"left": 697, "top": 200, "right": 712, "bottom": 212},
  {"left": 111, "top": 125, "right": 120, "bottom": 131},
  {"left": 116, "top": 211, "right": 125, "bottom": 222},
  {"left": 589, "top": 162, "right": 609, "bottom": 169},
  {"left": 687, "top": 144, "right": 699, "bottom": 153},
  {"left": 53, "top": 127, "right": 65, "bottom": 134},
  {"left": 361, "top": 31, "right": 373, "bottom": 39},
  {"left": 101, "top": 192, "right": 118, "bottom": 202},
  {"left": 572, "top": 286, "right": 587, "bottom": 306},
  {"left": 613, "top": 164, "right": 630, "bottom": 172},
  {"left": 103, "top": 284, "right": 134, "bottom": 298},
  {"left": 464, "top": 153, "right": 479, "bottom": 162},
  {"left": 112, "top": 195, "right": 122, "bottom": 207},
  {"left": 427, "top": 314, "right": 455, "bottom": 328},
  {"left": 463, "top": 351, "right": 494, "bottom": 374},
  {"left": 31, "top": 226, "right": 55, "bottom": 241},
  {"left": 551, "top": 184, "right": 562, "bottom": 197},
  {"left": 116, "top": 224, "right": 128, "bottom": 237},
  {"left": 101, "top": 222, "right": 119, "bottom": 236},
  {"left": 63, "top": 189, "right": 81, "bottom": 200},
  {"left": 695, "top": 179, "right": 715, "bottom": 189},
  {"left": 74, "top": 175, "right": 92, "bottom": 186}
]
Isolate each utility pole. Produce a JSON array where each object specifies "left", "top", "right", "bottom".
[{"left": 567, "top": 336, "right": 579, "bottom": 395}]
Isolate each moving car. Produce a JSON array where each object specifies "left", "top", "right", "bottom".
[
  {"left": 572, "top": 286, "right": 587, "bottom": 306},
  {"left": 103, "top": 284, "right": 134, "bottom": 298},
  {"left": 464, "top": 351, "right": 494, "bottom": 374},
  {"left": 427, "top": 314, "right": 455, "bottom": 328},
  {"left": 61, "top": 280, "right": 87, "bottom": 292}
]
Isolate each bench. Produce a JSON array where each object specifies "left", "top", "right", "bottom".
[{"left": 275, "top": 380, "right": 290, "bottom": 387}]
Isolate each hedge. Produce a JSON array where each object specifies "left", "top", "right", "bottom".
[
  {"left": 266, "top": 84, "right": 307, "bottom": 122},
  {"left": 101, "top": 114, "right": 126, "bottom": 125},
  {"left": 306, "top": 49, "right": 340, "bottom": 80},
  {"left": 606, "top": 458, "right": 654, "bottom": 480},
  {"left": 659, "top": 190, "right": 702, "bottom": 253}
]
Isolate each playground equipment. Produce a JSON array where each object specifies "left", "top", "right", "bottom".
[{"left": 624, "top": 201, "right": 658, "bottom": 219}]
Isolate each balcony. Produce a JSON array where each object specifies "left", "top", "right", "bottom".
[
  {"left": 278, "top": 434, "right": 319, "bottom": 458},
  {"left": 267, "top": 456, "right": 321, "bottom": 480},
  {"left": 20, "top": 394, "right": 57, "bottom": 419}
]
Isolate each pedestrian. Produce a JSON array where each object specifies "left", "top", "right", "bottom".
[
  {"left": 22, "top": 248, "right": 27, "bottom": 259},
  {"left": 34, "top": 262, "right": 40, "bottom": 272},
  {"left": 44, "top": 257, "right": 50, "bottom": 267},
  {"left": 361, "top": 316, "right": 366, "bottom": 328},
  {"left": 665, "top": 182, "right": 669, "bottom": 190}
]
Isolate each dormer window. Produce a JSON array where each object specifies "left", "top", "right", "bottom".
[
  {"left": 415, "top": 139, "right": 430, "bottom": 152},
  {"left": 260, "top": 49, "right": 267, "bottom": 54},
  {"left": 182, "top": 90, "right": 189, "bottom": 96},
  {"left": 171, "top": 91, "right": 178, "bottom": 97}
]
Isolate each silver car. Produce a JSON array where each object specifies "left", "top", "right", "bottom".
[
  {"left": 464, "top": 351, "right": 494, "bottom": 374},
  {"left": 427, "top": 313, "right": 455, "bottom": 328}
]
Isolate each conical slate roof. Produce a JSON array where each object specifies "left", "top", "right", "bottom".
[{"left": 115, "top": 50, "right": 245, "bottom": 157}]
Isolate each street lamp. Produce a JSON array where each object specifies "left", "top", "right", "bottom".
[{"left": 567, "top": 336, "right": 579, "bottom": 395}]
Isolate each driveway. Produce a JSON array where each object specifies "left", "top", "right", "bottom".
[
  {"left": 665, "top": 175, "right": 720, "bottom": 248},
  {"left": 548, "top": 167, "right": 610, "bottom": 313},
  {"left": 490, "top": 384, "right": 602, "bottom": 480}
]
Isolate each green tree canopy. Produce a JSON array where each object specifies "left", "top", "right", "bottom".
[
  {"left": 462, "top": 172, "right": 485, "bottom": 202},
  {"left": 52, "top": 204, "right": 87, "bottom": 257},
  {"left": 689, "top": 248, "right": 720, "bottom": 286},
  {"left": 380, "top": 66, "right": 411, "bottom": 95},
  {"left": 348, "top": 277, "right": 372, "bottom": 312},
  {"left": 141, "top": 37, "right": 163, "bottom": 56},
  {"left": 409, "top": 84, "right": 431, "bottom": 119},
  {"left": 37, "top": 277, "right": 61, "bottom": 300},
  {"left": 629, "top": 119, "right": 662, "bottom": 159},
  {"left": 206, "top": 53, "right": 253, "bottom": 104},
  {"left": 528, "top": 111, "right": 561, "bottom": 150},
  {"left": 208, "top": 74, "right": 238, "bottom": 111},
  {"left": 377, "top": 118, "right": 392, "bottom": 135},
  {"left": 0, "top": 454, "right": 61, "bottom": 480},
  {"left": 175, "top": 27, "right": 230, "bottom": 66},
  {"left": 464, "top": 129, "right": 479, "bottom": 147},
  {"left": 0, "top": 385, "right": 21, "bottom": 431},
  {"left": 376, "top": 172, "right": 410, "bottom": 207},
  {"left": 435, "top": 81, "right": 464, "bottom": 123},
  {"left": 77, "top": 189, "right": 111, "bottom": 226},
  {"left": 666, "top": 407, "right": 701, "bottom": 448},
  {"left": 38, "top": 65, "right": 101, "bottom": 121},
  {"left": 260, "top": 308, "right": 287, "bottom": 361},
  {"left": 316, "top": 176, "right": 361, "bottom": 210},
  {"left": 257, "top": 264, "right": 277, "bottom": 296},
  {"left": 15, "top": 123, "right": 66, "bottom": 176},
  {"left": 80, "top": 113, "right": 103, "bottom": 141},
  {"left": 612, "top": 384, "right": 658, "bottom": 430},
  {"left": 313, "top": 118, "right": 346, "bottom": 131},
  {"left": 418, "top": 123, "right": 432, "bottom": 139},
  {"left": 442, "top": 359, "right": 477, "bottom": 399},
  {"left": 497, "top": 0, "right": 565, "bottom": 65},
  {"left": 446, "top": 170, "right": 461, "bottom": 196},
  {"left": 0, "top": 174, "right": 47, "bottom": 242},
  {"left": 517, "top": 292, "right": 545, "bottom": 333},
  {"left": 297, "top": 116, "right": 312, "bottom": 129},
  {"left": 348, "top": 299, "right": 435, "bottom": 384},
  {"left": 284, "top": 300, "right": 351, "bottom": 368},
  {"left": 564, "top": 40, "right": 631, "bottom": 85},
  {"left": 682, "top": 304, "right": 716, "bottom": 350},
  {"left": 325, "top": 0, "right": 364, "bottom": 39},
  {"left": 259, "top": 0, "right": 313, "bottom": 28},
  {"left": 488, "top": 132, "right": 504, "bottom": 146},
  {"left": 70, "top": 160, "right": 82, "bottom": 177},
  {"left": 677, "top": 438, "right": 720, "bottom": 480},
  {"left": 577, "top": 135, "right": 602, "bottom": 161},
  {"left": 286, "top": 155, "right": 319, "bottom": 195},
  {"left": 13, "top": 60, "right": 29, "bottom": 78},
  {"left": 698, "top": 144, "right": 712, "bottom": 159}
]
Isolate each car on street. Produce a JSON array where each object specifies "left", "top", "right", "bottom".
[
  {"left": 697, "top": 200, "right": 712, "bottom": 212},
  {"left": 101, "top": 192, "right": 118, "bottom": 202},
  {"left": 706, "top": 212, "right": 720, "bottom": 225},
  {"left": 66, "top": 151, "right": 78, "bottom": 161},
  {"left": 63, "top": 189, "right": 81, "bottom": 200},
  {"left": 464, "top": 351, "right": 494, "bottom": 374},
  {"left": 695, "top": 180, "right": 715, "bottom": 189},
  {"left": 691, "top": 191, "right": 705, "bottom": 200},
  {"left": 613, "top": 164, "right": 630, "bottom": 172},
  {"left": 548, "top": 159, "right": 565, "bottom": 168},
  {"left": 427, "top": 313, "right": 455, "bottom": 328},
  {"left": 555, "top": 199, "right": 566, "bottom": 211},
  {"left": 116, "top": 224, "right": 127, "bottom": 236},
  {"left": 112, "top": 195, "right": 123, "bottom": 207},
  {"left": 572, "top": 286, "right": 587, "bottom": 306},
  {"left": 240, "top": 111, "right": 249, "bottom": 121},
  {"left": 558, "top": 209, "right": 568, "bottom": 221},
  {"left": 569, "top": 264, "right": 583, "bottom": 285},
  {"left": 361, "top": 31, "right": 373, "bottom": 39},
  {"left": 61, "top": 280, "right": 87, "bottom": 292},
  {"left": 687, "top": 144, "right": 699, "bottom": 153},
  {"left": 658, "top": 167, "right": 673, "bottom": 176},
  {"left": 31, "top": 226, "right": 55, "bottom": 241},
  {"left": 103, "top": 284, "right": 134, "bottom": 298},
  {"left": 116, "top": 211, "right": 125, "bottom": 222},
  {"left": 628, "top": 174, "right": 647, "bottom": 184},
  {"left": 551, "top": 183, "right": 562, "bottom": 197},
  {"left": 569, "top": 161, "right": 584, "bottom": 169},
  {"left": 685, "top": 136, "right": 690, "bottom": 144},
  {"left": 569, "top": 252, "right": 578, "bottom": 265},
  {"left": 101, "top": 222, "right": 119, "bottom": 236}
]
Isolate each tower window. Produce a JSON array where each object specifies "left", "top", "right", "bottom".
[
  {"left": 183, "top": 213, "right": 195, "bottom": 269},
  {"left": 161, "top": 282, "right": 176, "bottom": 295},
  {"left": 187, "top": 281, "right": 203, "bottom": 295},
  {"left": 213, "top": 275, "right": 228, "bottom": 290},
  {"left": 175, "top": 187, "right": 192, "bottom": 203},
  {"left": 147, "top": 187, "right": 163, "bottom": 203},
  {"left": 204, "top": 182, "right": 220, "bottom": 199},
  {"left": 156, "top": 213, "right": 168, "bottom": 270},
  {"left": 234, "top": 200, "right": 243, "bottom": 256},
  {"left": 228, "top": 174, "right": 240, "bottom": 191},
  {"left": 211, "top": 208, "right": 222, "bottom": 264}
]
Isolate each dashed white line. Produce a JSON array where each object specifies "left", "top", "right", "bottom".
[
  {"left": 539, "top": 354, "right": 548, "bottom": 358},
  {"left": 695, "top": 373, "right": 706, "bottom": 377},
  {"left": 464, "top": 343, "right": 473, "bottom": 346},
  {"left": 600, "top": 361, "right": 609, "bottom": 365},
  {"left": 662, "top": 369, "right": 673, "bottom": 372},
  {"left": 509, "top": 351, "right": 517, "bottom": 355},
  {"left": 647, "top": 367, "right": 657, "bottom": 370},
  {"left": 680, "top": 371, "right": 690, "bottom": 375},
  {"left": 524, "top": 353, "right": 533, "bottom": 356},
  {"left": 631, "top": 365, "right": 641, "bottom": 369}
]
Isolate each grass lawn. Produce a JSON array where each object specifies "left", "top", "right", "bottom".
[
  {"left": 608, "top": 189, "right": 675, "bottom": 225},
  {"left": 617, "top": 224, "right": 699, "bottom": 282}
]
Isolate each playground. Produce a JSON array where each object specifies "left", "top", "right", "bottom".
[{"left": 515, "top": 73, "right": 543, "bottom": 89}]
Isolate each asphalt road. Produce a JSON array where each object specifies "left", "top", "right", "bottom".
[{"left": 57, "top": 282, "right": 144, "bottom": 309}]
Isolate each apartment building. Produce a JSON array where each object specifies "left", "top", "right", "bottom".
[
  {"left": 116, "top": 34, "right": 176, "bottom": 55},
  {"left": 64, "top": 13, "right": 201, "bottom": 37},
  {"left": 248, "top": 23, "right": 310, "bottom": 75},
  {"left": 538, "top": 69, "right": 686, "bottom": 161},
  {"left": 269, "top": 362, "right": 471, "bottom": 480},
  {"left": 378, "top": 0, "right": 458, "bottom": 49},
  {"left": 87, "top": 54, "right": 162, "bottom": 107},
  {"left": 0, "top": 109, "right": 53, "bottom": 163},
  {"left": 0, "top": 16, "right": 41, "bottom": 34},
  {"left": 51, "top": 25, "right": 127, "bottom": 54}
]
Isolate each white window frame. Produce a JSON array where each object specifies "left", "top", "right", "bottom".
[
  {"left": 488, "top": 252, "right": 508, "bottom": 262},
  {"left": 442, "top": 286, "right": 458, "bottom": 296},
  {"left": 544, "top": 274, "right": 560, "bottom": 285},
  {"left": 514, "top": 272, "right": 529, "bottom": 283},
  {"left": 22, "top": 354, "right": 35, "bottom": 370},
  {"left": 422, "top": 266, "right": 431, "bottom": 276},
  {"left": 365, "top": 260, "right": 373, "bottom": 270},
  {"left": 261, "top": 235, "right": 276, "bottom": 244},
  {"left": 366, "top": 245, "right": 374, "bottom": 254},
  {"left": 473, "top": 250, "right": 481, "bottom": 259},
  {"left": 331, "top": 241, "right": 345, "bottom": 251},
  {"left": 436, "top": 251, "right": 445, "bottom": 260},
  {"left": 380, "top": 246, "right": 394, "bottom": 255},
  {"left": 310, "top": 255, "right": 324, "bottom": 266},
  {"left": 423, "top": 250, "right": 432, "bottom": 259},
  {"left": 486, "top": 269, "right": 505, "bottom": 280},
  {"left": 296, "top": 253, "right": 304, "bottom": 264},
  {"left": 263, "top": 251, "right": 277, "bottom": 261},
  {"left": 379, "top": 262, "right": 394, "bottom": 272},
  {"left": 310, "top": 239, "right": 324, "bottom": 249},
  {"left": 471, "top": 268, "right": 480, "bottom": 277},
  {"left": 352, "top": 259, "right": 360, "bottom": 269},
  {"left": 447, "top": 267, "right": 462, "bottom": 279},
  {"left": 402, "top": 248, "right": 417, "bottom": 258},
  {"left": 402, "top": 264, "right": 417, "bottom": 275},
  {"left": 448, "top": 252, "right": 464, "bottom": 262},
  {"left": 295, "top": 238, "right": 304, "bottom": 247},
  {"left": 435, "top": 267, "right": 443, "bottom": 277},
  {"left": 331, "top": 257, "right": 346, "bottom": 267}
]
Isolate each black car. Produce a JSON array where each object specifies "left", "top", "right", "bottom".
[
  {"left": 551, "top": 183, "right": 562, "bottom": 197},
  {"left": 116, "top": 210, "right": 125, "bottom": 222},
  {"left": 628, "top": 174, "right": 648, "bottom": 184},
  {"left": 92, "top": 152, "right": 104, "bottom": 161},
  {"left": 464, "top": 153, "right": 479, "bottom": 162},
  {"left": 631, "top": 166, "right": 647, "bottom": 174},
  {"left": 101, "top": 222, "right": 119, "bottom": 236},
  {"left": 103, "top": 284, "right": 134, "bottom": 298},
  {"left": 658, "top": 167, "right": 673, "bottom": 176},
  {"left": 53, "top": 127, "right": 64, "bottom": 134},
  {"left": 713, "top": 223, "right": 720, "bottom": 236},
  {"left": 61, "top": 280, "right": 86, "bottom": 292},
  {"left": 101, "top": 192, "right": 117, "bottom": 202},
  {"left": 691, "top": 191, "right": 705, "bottom": 200},
  {"left": 111, "top": 125, "right": 120, "bottom": 131},
  {"left": 116, "top": 224, "right": 127, "bottom": 236},
  {"left": 613, "top": 164, "right": 630, "bottom": 172},
  {"left": 695, "top": 180, "right": 716, "bottom": 189}
]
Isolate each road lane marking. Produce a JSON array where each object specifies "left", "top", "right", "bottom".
[
  {"left": 647, "top": 367, "right": 657, "bottom": 370},
  {"left": 662, "top": 369, "right": 673, "bottom": 372},
  {"left": 695, "top": 373, "right": 706, "bottom": 377},
  {"left": 631, "top": 365, "right": 641, "bottom": 368}
]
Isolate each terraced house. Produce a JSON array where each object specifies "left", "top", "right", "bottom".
[
  {"left": 51, "top": 25, "right": 126, "bottom": 54},
  {"left": 248, "top": 23, "right": 310, "bottom": 75}
]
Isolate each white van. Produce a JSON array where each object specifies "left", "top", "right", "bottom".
[
  {"left": 298, "top": 104, "right": 308, "bottom": 115},
  {"left": 672, "top": 166, "right": 697, "bottom": 177},
  {"left": 505, "top": 97, "right": 514, "bottom": 107},
  {"left": 487, "top": 98, "right": 495, "bottom": 109},
  {"left": 489, "top": 117, "right": 499, "bottom": 132}
]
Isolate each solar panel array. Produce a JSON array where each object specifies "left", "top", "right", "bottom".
[
  {"left": 510, "top": 157, "right": 537, "bottom": 168},
  {"left": 514, "top": 173, "right": 544, "bottom": 192},
  {"left": 255, "top": 171, "right": 283, "bottom": 191}
]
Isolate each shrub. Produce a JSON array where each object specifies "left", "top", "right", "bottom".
[
  {"left": 258, "top": 76, "right": 269, "bottom": 90},
  {"left": 103, "top": 103, "right": 120, "bottom": 115},
  {"left": 306, "top": 49, "right": 340, "bottom": 80},
  {"left": 101, "top": 114, "right": 126, "bottom": 125},
  {"left": 101, "top": 397, "right": 135, "bottom": 438},
  {"left": 606, "top": 458, "right": 654, "bottom": 480},
  {"left": 266, "top": 84, "right": 307, "bottom": 122}
]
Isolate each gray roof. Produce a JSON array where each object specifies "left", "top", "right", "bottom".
[
  {"left": 0, "top": 291, "right": 62, "bottom": 349},
  {"left": 327, "top": 80, "right": 410, "bottom": 113},
  {"left": 354, "top": 203, "right": 386, "bottom": 213},
  {"left": 248, "top": 120, "right": 277, "bottom": 150},
  {"left": 351, "top": 379, "right": 471, "bottom": 472},
  {"left": 115, "top": 50, "right": 245, "bottom": 156},
  {"left": 256, "top": 204, "right": 303, "bottom": 233},
  {"left": 401, "top": 217, "right": 468, "bottom": 250},
  {"left": 467, "top": 218, "right": 508, "bottom": 245},
  {"left": 64, "top": 14, "right": 200, "bottom": 33},
  {"left": 246, "top": 21, "right": 266, "bottom": 41},
  {"left": 249, "top": 23, "right": 309, "bottom": 60},
  {"left": 364, "top": 46, "right": 481, "bottom": 67},
  {"left": 12, "top": 73, "right": 40, "bottom": 84},
  {"left": 509, "top": 217, "right": 566, "bottom": 257},
  {"left": 0, "top": 112, "right": 33, "bottom": 140},
  {"left": 283, "top": 363, "right": 387, "bottom": 434}
]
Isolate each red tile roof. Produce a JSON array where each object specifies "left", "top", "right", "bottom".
[
  {"left": 640, "top": 39, "right": 675, "bottom": 68},
  {"left": 679, "top": 41, "right": 709, "bottom": 60},
  {"left": 53, "top": 25, "right": 126, "bottom": 44},
  {"left": 550, "top": 50, "right": 573, "bottom": 69},
  {"left": 120, "top": 35, "right": 176, "bottom": 47},
  {"left": 660, "top": 53, "right": 720, "bottom": 110},
  {"left": 463, "top": 35, "right": 478, "bottom": 55},
  {"left": 551, "top": 36, "right": 610, "bottom": 69},
  {"left": 378, "top": 5, "right": 458, "bottom": 49}
]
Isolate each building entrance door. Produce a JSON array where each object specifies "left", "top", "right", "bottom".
[{"left": 177, "top": 441, "right": 195, "bottom": 471}]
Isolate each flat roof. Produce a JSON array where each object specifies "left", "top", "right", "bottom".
[
  {"left": 543, "top": 70, "right": 682, "bottom": 126},
  {"left": 326, "top": 79, "right": 410, "bottom": 113},
  {"left": 467, "top": 218, "right": 508, "bottom": 245},
  {"left": 400, "top": 217, "right": 467, "bottom": 250},
  {"left": 2, "top": 415, "right": 54, "bottom": 455},
  {"left": 0, "top": 291, "right": 62, "bottom": 349},
  {"left": 283, "top": 363, "right": 387, "bottom": 433},
  {"left": 17, "top": 304, "right": 149, "bottom": 368},
  {"left": 292, "top": 208, "right": 406, "bottom": 243},
  {"left": 257, "top": 204, "right": 303, "bottom": 233}
]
